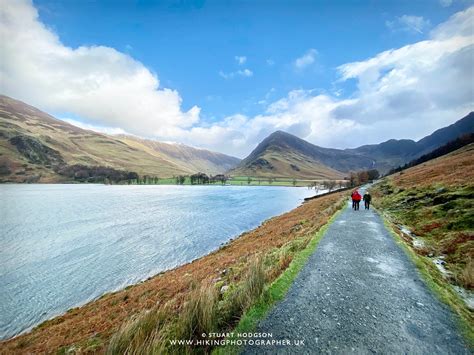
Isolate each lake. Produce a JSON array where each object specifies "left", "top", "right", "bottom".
[{"left": 0, "top": 184, "right": 317, "bottom": 339}]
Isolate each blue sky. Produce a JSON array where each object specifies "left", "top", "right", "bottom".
[
  {"left": 35, "top": 0, "right": 466, "bottom": 119},
  {"left": 1, "top": 0, "right": 473, "bottom": 157}
]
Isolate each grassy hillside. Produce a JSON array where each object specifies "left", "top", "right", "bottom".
[
  {"left": 230, "top": 131, "right": 355, "bottom": 179},
  {"left": 118, "top": 135, "right": 240, "bottom": 176},
  {"left": 230, "top": 149, "right": 346, "bottom": 180},
  {"left": 371, "top": 143, "right": 474, "bottom": 289},
  {"left": 0, "top": 95, "right": 239, "bottom": 182}
]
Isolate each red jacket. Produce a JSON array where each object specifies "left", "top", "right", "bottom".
[{"left": 351, "top": 191, "right": 362, "bottom": 201}]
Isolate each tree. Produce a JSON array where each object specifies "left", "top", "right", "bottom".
[
  {"left": 190, "top": 172, "right": 209, "bottom": 185},
  {"left": 357, "top": 171, "right": 369, "bottom": 184},
  {"left": 367, "top": 169, "right": 379, "bottom": 181},
  {"left": 247, "top": 177, "right": 252, "bottom": 185},
  {"left": 327, "top": 180, "right": 336, "bottom": 191},
  {"left": 268, "top": 178, "right": 273, "bottom": 184},
  {"left": 292, "top": 178, "right": 297, "bottom": 187},
  {"left": 309, "top": 181, "right": 319, "bottom": 194},
  {"left": 322, "top": 180, "right": 330, "bottom": 190},
  {"left": 349, "top": 172, "right": 358, "bottom": 187}
]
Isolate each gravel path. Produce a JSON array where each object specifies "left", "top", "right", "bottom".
[{"left": 243, "top": 188, "right": 469, "bottom": 354}]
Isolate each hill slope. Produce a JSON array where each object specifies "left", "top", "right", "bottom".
[
  {"left": 229, "top": 131, "right": 357, "bottom": 179},
  {"left": 117, "top": 135, "right": 240, "bottom": 176},
  {"left": 230, "top": 130, "right": 375, "bottom": 179},
  {"left": 416, "top": 112, "right": 474, "bottom": 155},
  {"left": 370, "top": 143, "right": 474, "bottom": 321},
  {"left": 0, "top": 95, "right": 239, "bottom": 182},
  {"left": 349, "top": 112, "right": 474, "bottom": 171},
  {"left": 232, "top": 112, "right": 474, "bottom": 179}
]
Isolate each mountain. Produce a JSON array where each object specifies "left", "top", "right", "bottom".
[
  {"left": 416, "top": 112, "right": 474, "bottom": 155},
  {"left": 229, "top": 131, "right": 372, "bottom": 179},
  {"left": 0, "top": 95, "right": 239, "bottom": 183},
  {"left": 117, "top": 135, "right": 240, "bottom": 176},
  {"left": 231, "top": 112, "right": 474, "bottom": 179},
  {"left": 348, "top": 112, "right": 474, "bottom": 172}
]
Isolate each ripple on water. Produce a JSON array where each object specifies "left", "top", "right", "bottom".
[{"left": 0, "top": 184, "right": 315, "bottom": 339}]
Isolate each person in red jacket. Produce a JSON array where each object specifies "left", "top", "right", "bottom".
[{"left": 351, "top": 190, "right": 362, "bottom": 210}]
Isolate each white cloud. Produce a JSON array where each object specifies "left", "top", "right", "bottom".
[
  {"left": 294, "top": 49, "right": 317, "bottom": 70},
  {"left": 62, "top": 118, "right": 126, "bottom": 135},
  {"left": 0, "top": 0, "right": 200, "bottom": 138},
  {"left": 440, "top": 0, "right": 453, "bottom": 7},
  {"left": 386, "top": 15, "right": 431, "bottom": 34},
  {"left": 266, "top": 59, "right": 275, "bottom": 66},
  {"left": 219, "top": 68, "right": 253, "bottom": 79},
  {"left": 336, "top": 8, "right": 473, "bottom": 128},
  {"left": 1, "top": 1, "right": 472, "bottom": 159},
  {"left": 181, "top": 7, "right": 474, "bottom": 156},
  {"left": 235, "top": 56, "right": 247, "bottom": 65}
]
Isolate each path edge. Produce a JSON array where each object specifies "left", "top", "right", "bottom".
[
  {"left": 376, "top": 208, "right": 474, "bottom": 350},
  {"left": 213, "top": 200, "right": 347, "bottom": 355}
]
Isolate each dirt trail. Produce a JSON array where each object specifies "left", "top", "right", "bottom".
[{"left": 244, "top": 187, "right": 469, "bottom": 354}]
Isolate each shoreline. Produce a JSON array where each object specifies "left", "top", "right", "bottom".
[
  {"left": 1, "top": 190, "right": 347, "bottom": 353},
  {"left": 0, "top": 184, "right": 317, "bottom": 341}
]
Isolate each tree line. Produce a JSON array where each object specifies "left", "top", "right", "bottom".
[
  {"left": 348, "top": 169, "right": 380, "bottom": 186},
  {"left": 175, "top": 173, "right": 229, "bottom": 185},
  {"left": 56, "top": 164, "right": 139, "bottom": 184}
]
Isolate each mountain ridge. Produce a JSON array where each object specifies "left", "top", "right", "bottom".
[
  {"left": 0, "top": 95, "right": 240, "bottom": 182},
  {"left": 230, "top": 112, "right": 474, "bottom": 179},
  {"left": 1, "top": 94, "right": 472, "bottom": 182}
]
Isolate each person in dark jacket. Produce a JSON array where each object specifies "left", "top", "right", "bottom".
[
  {"left": 363, "top": 192, "right": 372, "bottom": 210},
  {"left": 351, "top": 190, "right": 362, "bottom": 210}
]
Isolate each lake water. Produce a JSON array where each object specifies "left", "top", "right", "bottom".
[{"left": 0, "top": 184, "right": 316, "bottom": 339}]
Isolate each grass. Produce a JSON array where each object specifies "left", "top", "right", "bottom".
[
  {"left": 105, "top": 258, "right": 267, "bottom": 355},
  {"left": 213, "top": 205, "right": 344, "bottom": 355},
  {"left": 380, "top": 214, "right": 474, "bottom": 349},
  {"left": 229, "top": 176, "right": 347, "bottom": 188},
  {"left": 132, "top": 176, "right": 338, "bottom": 187},
  {"left": 107, "top": 304, "right": 171, "bottom": 354},
  {"left": 103, "top": 199, "right": 345, "bottom": 355},
  {"left": 372, "top": 180, "right": 474, "bottom": 289}
]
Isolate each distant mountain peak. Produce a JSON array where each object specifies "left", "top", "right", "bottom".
[{"left": 231, "top": 112, "right": 474, "bottom": 178}]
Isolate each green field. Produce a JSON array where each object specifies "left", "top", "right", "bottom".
[{"left": 121, "top": 176, "right": 346, "bottom": 188}]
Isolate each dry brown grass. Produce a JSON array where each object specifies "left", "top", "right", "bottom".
[
  {"left": 390, "top": 144, "right": 474, "bottom": 189},
  {"left": 107, "top": 257, "right": 268, "bottom": 354},
  {"left": 373, "top": 144, "right": 474, "bottom": 291},
  {"left": 106, "top": 305, "right": 170, "bottom": 355},
  {"left": 0, "top": 191, "right": 346, "bottom": 354},
  {"left": 457, "top": 259, "right": 474, "bottom": 290}
]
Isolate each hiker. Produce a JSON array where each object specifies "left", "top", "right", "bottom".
[
  {"left": 351, "top": 190, "right": 361, "bottom": 210},
  {"left": 363, "top": 192, "right": 372, "bottom": 210}
]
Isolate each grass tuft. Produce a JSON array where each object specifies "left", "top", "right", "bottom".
[{"left": 106, "top": 305, "right": 169, "bottom": 355}]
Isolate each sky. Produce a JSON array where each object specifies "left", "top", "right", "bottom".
[{"left": 0, "top": 0, "right": 473, "bottom": 158}]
